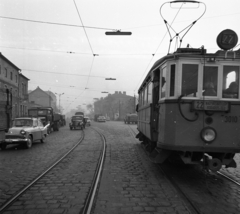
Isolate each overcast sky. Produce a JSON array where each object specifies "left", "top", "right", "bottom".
[{"left": 1, "top": 0, "right": 239, "bottom": 113}]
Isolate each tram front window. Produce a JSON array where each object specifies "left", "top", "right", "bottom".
[
  {"left": 202, "top": 66, "right": 218, "bottom": 96},
  {"left": 182, "top": 64, "right": 198, "bottom": 97},
  {"left": 222, "top": 66, "right": 239, "bottom": 99}
]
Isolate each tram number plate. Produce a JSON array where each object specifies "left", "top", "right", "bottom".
[{"left": 192, "top": 101, "right": 229, "bottom": 111}]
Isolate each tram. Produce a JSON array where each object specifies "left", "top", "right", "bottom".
[{"left": 136, "top": 1, "right": 240, "bottom": 172}]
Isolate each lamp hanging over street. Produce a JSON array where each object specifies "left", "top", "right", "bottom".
[{"left": 105, "top": 30, "right": 132, "bottom": 36}]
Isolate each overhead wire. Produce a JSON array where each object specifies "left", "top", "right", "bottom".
[
  {"left": 22, "top": 68, "right": 105, "bottom": 78},
  {"left": 0, "top": 15, "right": 115, "bottom": 31},
  {"left": 134, "top": 2, "right": 184, "bottom": 92},
  {"left": 64, "top": 0, "right": 97, "bottom": 111}
]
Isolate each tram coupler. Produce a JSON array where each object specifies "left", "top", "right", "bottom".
[{"left": 206, "top": 158, "right": 222, "bottom": 172}]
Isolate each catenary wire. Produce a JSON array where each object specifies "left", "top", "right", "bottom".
[{"left": 134, "top": 3, "right": 184, "bottom": 92}]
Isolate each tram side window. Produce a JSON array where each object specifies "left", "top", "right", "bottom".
[
  {"left": 222, "top": 66, "right": 239, "bottom": 99},
  {"left": 170, "top": 64, "right": 175, "bottom": 97},
  {"left": 144, "top": 87, "right": 148, "bottom": 105},
  {"left": 147, "top": 82, "right": 153, "bottom": 103},
  {"left": 160, "top": 67, "right": 167, "bottom": 98},
  {"left": 139, "top": 91, "right": 142, "bottom": 107},
  {"left": 182, "top": 64, "right": 198, "bottom": 97},
  {"left": 202, "top": 66, "right": 218, "bottom": 96}
]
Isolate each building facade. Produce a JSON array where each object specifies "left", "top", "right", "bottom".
[
  {"left": 0, "top": 53, "right": 21, "bottom": 119},
  {"left": 18, "top": 73, "right": 29, "bottom": 117},
  {"left": 28, "top": 86, "right": 57, "bottom": 111},
  {"left": 94, "top": 91, "right": 136, "bottom": 120}
]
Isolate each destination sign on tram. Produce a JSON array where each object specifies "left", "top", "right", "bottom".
[{"left": 192, "top": 101, "right": 229, "bottom": 111}]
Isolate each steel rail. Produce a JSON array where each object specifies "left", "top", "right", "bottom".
[
  {"left": 217, "top": 171, "right": 240, "bottom": 186},
  {"left": 82, "top": 127, "right": 106, "bottom": 214},
  {"left": 157, "top": 165, "right": 201, "bottom": 214},
  {"left": 0, "top": 131, "right": 85, "bottom": 213}
]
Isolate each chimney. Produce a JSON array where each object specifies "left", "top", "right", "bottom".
[
  {"left": 123, "top": 91, "right": 126, "bottom": 95},
  {"left": 115, "top": 91, "right": 118, "bottom": 94}
]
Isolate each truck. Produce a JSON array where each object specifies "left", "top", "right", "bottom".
[
  {"left": 75, "top": 112, "right": 84, "bottom": 116},
  {"left": 0, "top": 88, "right": 12, "bottom": 149},
  {"left": 124, "top": 113, "right": 138, "bottom": 124},
  {"left": 28, "top": 107, "right": 61, "bottom": 133}
]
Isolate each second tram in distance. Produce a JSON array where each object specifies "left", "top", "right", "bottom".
[{"left": 136, "top": 29, "right": 240, "bottom": 172}]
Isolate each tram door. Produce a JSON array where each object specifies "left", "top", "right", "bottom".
[{"left": 151, "top": 70, "right": 160, "bottom": 142}]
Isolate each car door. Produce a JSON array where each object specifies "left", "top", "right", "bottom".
[
  {"left": 38, "top": 119, "right": 47, "bottom": 139},
  {"left": 32, "top": 119, "right": 40, "bottom": 141}
]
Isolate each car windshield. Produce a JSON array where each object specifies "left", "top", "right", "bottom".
[{"left": 13, "top": 119, "right": 33, "bottom": 127}]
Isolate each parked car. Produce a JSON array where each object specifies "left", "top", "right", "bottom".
[
  {"left": 84, "top": 117, "right": 91, "bottom": 126},
  {"left": 69, "top": 115, "right": 84, "bottom": 130},
  {"left": 97, "top": 116, "right": 106, "bottom": 122},
  {"left": 0, "top": 117, "right": 48, "bottom": 150}
]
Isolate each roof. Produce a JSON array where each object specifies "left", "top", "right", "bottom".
[
  {"left": 28, "top": 86, "right": 53, "bottom": 100},
  {"left": 0, "top": 52, "right": 21, "bottom": 71},
  {"left": 19, "top": 73, "right": 30, "bottom": 81}
]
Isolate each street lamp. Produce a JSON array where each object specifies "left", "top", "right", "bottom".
[
  {"left": 105, "top": 30, "right": 132, "bottom": 35},
  {"left": 55, "top": 93, "right": 64, "bottom": 113}
]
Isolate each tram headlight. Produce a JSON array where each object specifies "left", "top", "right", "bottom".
[{"left": 200, "top": 127, "right": 216, "bottom": 143}]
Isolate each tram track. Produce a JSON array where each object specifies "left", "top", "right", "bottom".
[
  {"left": 217, "top": 171, "right": 240, "bottom": 186},
  {"left": 0, "top": 131, "right": 85, "bottom": 213},
  {"left": 82, "top": 127, "right": 106, "bottom": 214},
  {"left": 0, "top": 127, "right": 107, "bottom": 214}
]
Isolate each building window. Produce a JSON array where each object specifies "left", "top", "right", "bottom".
[
  {"left": 5, "top": 68, "right": 7, "bottom": 77},
  {"left": 0, "top": 65, "right": 1, "bottom": 74},
  {"left": 16, "top": 75, "right": 18, "bottom": 83},
  {"left": 10, "top": 72, "right": 13, "bottom": 80}
]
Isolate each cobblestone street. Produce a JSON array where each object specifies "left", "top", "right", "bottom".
[{"left": 1, "top": 122, "right": 240, "bottom": 214}]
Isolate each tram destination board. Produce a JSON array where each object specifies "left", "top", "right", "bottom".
[{"left": 192, "top": 100, "right": 229, "bottom": 111}]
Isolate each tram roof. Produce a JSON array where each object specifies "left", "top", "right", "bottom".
[{"left": 138, "top": 48, "right": 240, "bottom": 92}]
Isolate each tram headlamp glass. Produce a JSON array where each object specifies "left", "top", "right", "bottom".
[{"left": 200, "top": 127, "right": 216, "bottom": 143}]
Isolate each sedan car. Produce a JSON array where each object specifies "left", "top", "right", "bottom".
[
  {"left": 69, "top": 115, "right": 84, "bottom": 130},
  {"left": 0, "top": 117, "right": 48, "bottom": 150},
  {"left": 97, "top": 116, "right": 106, "bottom": 122}
]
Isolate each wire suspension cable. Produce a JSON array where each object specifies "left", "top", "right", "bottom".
[
  {"left": 73, "top": 0, "right": 94, "bottom": 55},
  {"left": 0, "top": 15, "right": 115, "bottom": 31},
  {"left": 134, "top": 3, "right": 184, "bottom": 92}
]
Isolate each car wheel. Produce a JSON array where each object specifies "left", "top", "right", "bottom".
[
  {"left": 0, "top": 144, "right": 7, "bottom": 150},
  {"left": 26, "top": 136, "right": 33, "bottom": 149},
  {"left": 41, "top": 134, "right": 46, "bottom": 143}
]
